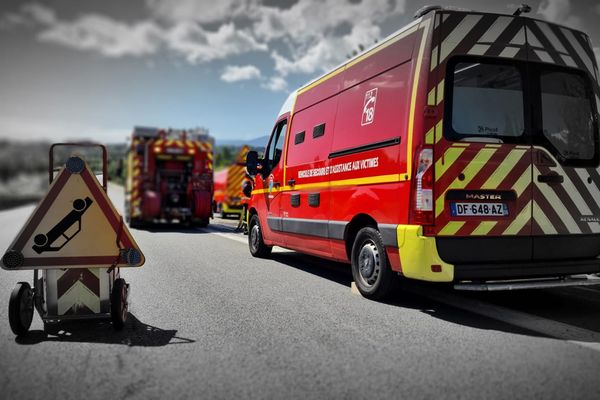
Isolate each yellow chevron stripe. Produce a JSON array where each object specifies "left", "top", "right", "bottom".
[
  {"left": 434, "top": 120, "right": 443, "bottom": 143},
  {"left": 532, "top": 200, "right": 558, "bottom": 234},
  {"left": 513, "top": 167, "right": 531, "bottom": 197},
  {"left": 425, "top": 126, "right": 435, "bottom": 145},
  {"left": 435, "top": 148, "right": 496, "bottom": 217},
  {"left": 175, "top": 140, "right": 184, "bottom": 147},
  {"left": 155, "top": 139, "right": 164, "bottom": 146},
  {"left": 438, "top": 221, "right": 465, "bottom": 235},
  {"left": 481, "top": 149, "right": 527, "bottom": 189},
  {"left": 533, "top": 167, "right": 581, "bottom": 233},
  {"left": 435, "top": 146, "right": 466, "bottom": 181},
  {"left": 472, "top": 221, "right": 498, "bottom": 236},
  {"left": 436, "top": 79, "right": 444, "bottom": 105},
  {"left": 207, "top": 153, "right": 213, "bottom": 160},
  {"left": 427, "top": 87, "right": 436, "bottom": 106},
  {"left": 503, "top": 200, "right": 532, "bottom": 235}
]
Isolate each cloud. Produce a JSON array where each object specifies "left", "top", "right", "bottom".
[
  {"left": 257, "top": 0, "right": 404, "bottom": 77},
  {"left": 2, "top": 0, "right": 408, "bottom": 91},
  {"left": 253, "top": 0, "right": 403, "bottom": 43},
  {"left": 271, "top": 20, "right": 381, "bottom": 76},
  {"left": 146, "top": 0, "right": 256, "bottom": 24},
  {"left": 261, "top": 76, "right": 287, "bottom": 92},
  {"left": 221, "top": 64, "right": 262, "bottom": 82},
  {"left": 537, "top": 0, "right": 583, "bottom": 30},
  {"left": 39, "top": 15, "right": 163, "bottom": 58},
  {"left": 166, "top": 22, "right": 267, "bottom": 64},
  {"left": 22, "top": 3, "right": 56, "bottom": 25},
  {"left": 7, "top": 3, "right": 267, "bottom": 63}
]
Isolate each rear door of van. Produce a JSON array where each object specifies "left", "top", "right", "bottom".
[
  {"left": 524, "top": 19, "right": 600, "bottom": 260},
  {"left": 431, "top": 12, "right": 535, "bottom": 267}
]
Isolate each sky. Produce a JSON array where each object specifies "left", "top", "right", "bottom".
[{"left": 0, "top": 0, "right": 599, "bottom": 144}]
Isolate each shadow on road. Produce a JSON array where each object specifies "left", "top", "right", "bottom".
[
  {"left": 15, "top": 313, "right": 195, "bottom": 347},
  {"left": 268, "top": 250, "right": 600, "bottom": 342}
]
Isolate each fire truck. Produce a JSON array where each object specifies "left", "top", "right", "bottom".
[
  {"left": 215, "top": 145, "right": 250, "bottom": 218},
  {"left": 245, "top": 5, "right": 600, "bottom": 299},
  {"left": 125, "top": 126, "right": 214, "bottom": 227}
]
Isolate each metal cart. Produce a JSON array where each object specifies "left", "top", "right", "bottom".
[{"left": 4, "top": 143, "right": 139, "bottom": 335}]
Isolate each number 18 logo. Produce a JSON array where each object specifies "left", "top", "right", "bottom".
[{"left": 361, "top": 88, "right": 378, "bottom": 126}]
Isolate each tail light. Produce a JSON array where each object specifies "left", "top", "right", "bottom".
[{"left": 411, "top": 147, "right": 434, "bottom": 225}]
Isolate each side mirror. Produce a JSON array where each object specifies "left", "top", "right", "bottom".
[
  {"left": 246, "top": 150, "right": 259, "bottom": 177},
  {"left": 242, "top": 180, "right": 253, "bottom": 198}
]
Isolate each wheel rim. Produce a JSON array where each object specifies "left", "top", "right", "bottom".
[
  {"left": 250, "top": 223, "right": 260, "bottom": 252},
  {"left": 20, "top": 288, "right": 33, "bottom": 327},
  {"left": 357, "top": 241, "right": 380, "bottom": 287}
]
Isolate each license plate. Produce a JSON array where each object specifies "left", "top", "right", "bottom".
[
  {"left": 166, "top": 147, "right": 184, "bottom": 154},
  {"left": 450, "top": 202, "right": 508, "bottom": 217}
]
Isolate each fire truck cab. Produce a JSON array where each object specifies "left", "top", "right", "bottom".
[{"left": 246, "top": 6, "right": 600, "bottom": 299}]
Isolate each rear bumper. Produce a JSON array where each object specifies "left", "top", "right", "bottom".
[
  {"left": 395, "top": 226, "right": 600, "bottom": 283},
  {"left": 453, "top": 259, "right": 600, "bottom": 280}
]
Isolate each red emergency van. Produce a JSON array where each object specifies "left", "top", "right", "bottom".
[{"left": 246, "top": 6, "right": 600, "bottom": 299}]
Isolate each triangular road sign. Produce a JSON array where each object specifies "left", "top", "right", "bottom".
[{"left": 1, "top": 156, "right": 145, "bottom": 270}]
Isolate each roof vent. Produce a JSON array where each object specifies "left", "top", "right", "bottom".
[
  {"left": 414, "top": 5, "right": 442, "bottom": 19},
  {"left": 513, "top": 4, "right": 531, "bottom": 16}
]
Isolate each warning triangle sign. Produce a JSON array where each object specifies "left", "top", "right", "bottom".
[{"left": 1, "top": 156, "right": 145, "bottom": 270}]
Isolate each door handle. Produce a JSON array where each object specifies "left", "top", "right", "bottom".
[
  {"left": 287, "top": 178, "right": 295, "bottom": 186},
  {"left": 537, "top": 173, "right": 564, "bottom": 184}
]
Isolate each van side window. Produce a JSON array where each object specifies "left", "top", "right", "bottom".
[
  {"left": 447, "top": 61, "right": 525, "bottom": 142},
  {"left": 295, "top": 131, "right": 305, "bottom": 145},
  {"left": 265, "top": 119, "right": 288, "bottom": 173},
  {"left": 313, "top": 123, "right": 325, "bottom": 138}
]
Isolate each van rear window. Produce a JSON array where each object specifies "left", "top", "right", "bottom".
[
  {"left": 449, "top": 62, "right": 525, "bottom": 141},
  {"left": 539, "top": 70, "right": 596, "bottom": 163}
]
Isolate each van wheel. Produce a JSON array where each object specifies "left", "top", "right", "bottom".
[
  {"left": 351, "top": 227, "right": 396, "bottom": 300},
  {"left": 249, "top": 214, "right": 272, "bottom": 258}
]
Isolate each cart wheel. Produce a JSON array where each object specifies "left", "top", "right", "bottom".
[
  {"left": 111, "top": 278, "right": 128, "bottom": 331},
  {"left": 9, "top": 282, "right": 34, "bottom": 336}
]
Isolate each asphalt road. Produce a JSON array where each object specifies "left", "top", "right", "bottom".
[{"left": 1, "top": 184, "right": 600, "bottom": 399}]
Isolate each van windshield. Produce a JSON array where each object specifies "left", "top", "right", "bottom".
[{"left": 450, "top": 62, "right": 525, "bottom": 140}]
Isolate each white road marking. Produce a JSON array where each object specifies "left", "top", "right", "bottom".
[
  {"left": 403, "top": 285, "right": 600, "bottom": 352},
  {"left": 212, "top": 231, "right": 248, "bottom": 244}
]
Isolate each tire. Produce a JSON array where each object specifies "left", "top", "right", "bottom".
[
  {"left": 248, "top": 214, "right": 272, "bottom": 258},
  {"left": 351, "top": 227, "right": 396, "bottom": 300},
  {"left": 9, "top": 282, "right": 34, "bottom": 336},
  {"left": 111, "top": 278, "right": 128, "bottom": 331}
]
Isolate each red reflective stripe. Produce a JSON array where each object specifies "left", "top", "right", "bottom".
[
  {"left": 57, "top": 268, "right": 100, "bottom": 297},
  {"left": 14, "top": 169, "right": 71, "bottom": 251}
]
